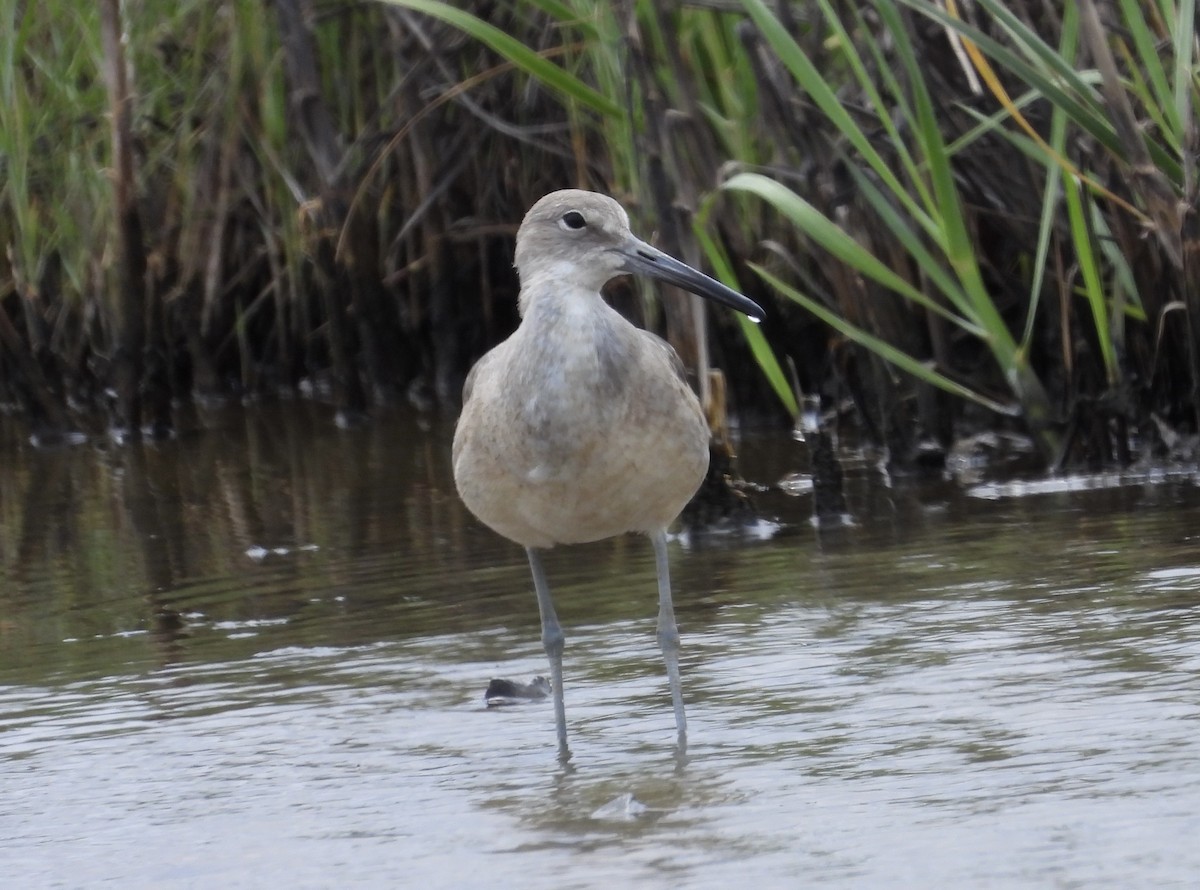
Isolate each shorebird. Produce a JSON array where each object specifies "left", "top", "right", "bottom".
[{"left": 453, "top": 189, "right": 763, "bottom": 757}]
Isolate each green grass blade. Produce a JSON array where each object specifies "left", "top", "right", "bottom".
[
  {"left": 523, "top": 0, "right": 601, "bottom": 37},
  {"left": 693, "top": 224, "right": 799, "bottom": 417},
  {"left": 750, "top": 263, "right": 1016, "bottom": 415},
  {"left": 906, "top": 0, "right": 1183, "bottom": 182},
  {"left": 873, "top": 0, "right": 1014, "bottom": 353},
  {"left": 1116, "top": 0, "right": 1180, "bottom": 135},
  {"left": 811, "top": 0, "right": 933, "bottom": 215},
  {"left": 1063, "top": 172, "right": 1118, "bottom": 384},
  {"left": 722, "top": 171, "right": 983, "bottom": 336},
  {"left": 1019, "top": 1, "right": 1077, "bottom": 351},
  {"left": 899, "top": 1, "right": 1114, "bottom": 153},
  {"left": 844, "top": 164, "right": 972, "bottom": 318},
  {"left": 738, "top": 0, "right": 933, "bottom": 230},
  {"left": 377, "top": 0, "right": 621, "bottom": 118},
  {"left": 1173, "top": 0, "right": 1196, "bottom": 148},
  {"left": 1022, "top": 91, "right": 1070, "bottom": 348},
  {"left": 1091, "top": 204, "right": 1145, "bottom": 320}
]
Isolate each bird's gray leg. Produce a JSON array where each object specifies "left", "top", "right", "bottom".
[
  {"left": 651, "top": 529, "right": 688, "bottom": 745},
  {"left": 527, "top": 547, "right": 569, "bottom": 759}
]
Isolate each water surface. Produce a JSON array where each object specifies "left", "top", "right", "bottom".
[{"left": 2, "top": 406, "right": 1199, "bottom": 887}]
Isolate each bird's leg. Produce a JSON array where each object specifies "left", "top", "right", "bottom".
[
  {"left": 651, "top": 529, "right": 688, "bottom": 746},
  {"left": 526, "top": 547, "right": 570, "bottom": 759}
]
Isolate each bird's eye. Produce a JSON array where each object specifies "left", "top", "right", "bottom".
[{"left": 560, "top": 210, "right": 587, "bottom": 230}]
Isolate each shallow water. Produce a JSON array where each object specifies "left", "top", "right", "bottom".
[{"left": 2, "top": 405, "right": 1199, "bottom": 888}]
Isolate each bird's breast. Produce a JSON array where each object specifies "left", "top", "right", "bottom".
[{"left": 453, "top": 301, "right": 710, "bottom": 548}]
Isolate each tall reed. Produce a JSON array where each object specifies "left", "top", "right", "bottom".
[{"left": 0, "top": 0, "right": 1195, "bottom": 471}]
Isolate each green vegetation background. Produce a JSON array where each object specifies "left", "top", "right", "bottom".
[{"left": 1, "top": 0, "right": 1196, "bottom": 470}]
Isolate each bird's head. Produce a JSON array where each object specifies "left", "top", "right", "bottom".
[{"left": 513, "top": 189, "right": 763, "bottom": 321}]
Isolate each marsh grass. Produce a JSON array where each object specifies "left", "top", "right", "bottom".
[
  {"left": 0, "top": 0, "right": 1196, "bottom": 471},
  {"left": 725, "top": 0, "right": 1195, "bottom": 466}
]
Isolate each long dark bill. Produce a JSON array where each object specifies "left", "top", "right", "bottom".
[{"left": 619, "top": 237, "right": 765, "bottom": 323}]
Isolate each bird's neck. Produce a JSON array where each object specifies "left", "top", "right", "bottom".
[
  {"left": 516, "top": 283, "right": 634, "bottom": 397},
  {"left": 518, "top": 261, "right": 613, "bottom": 318}
]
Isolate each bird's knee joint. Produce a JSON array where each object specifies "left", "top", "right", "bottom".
[
  {"left": 543, "top": 626, "right": 565, "bottom": 656},
  {"left": 656, "top": 627, "right": 680, "bottom": 652}
]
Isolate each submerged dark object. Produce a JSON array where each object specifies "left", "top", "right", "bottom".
[
  {"left": 484, "top": 676, "right": 552, "bottom": 707},
  {"left": 811, "top": 428, "right": 849, "bottom": 524}
]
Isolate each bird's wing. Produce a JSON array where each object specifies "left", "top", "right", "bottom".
[
  {"left": 636, "top": 328, "right": 691, "bottom": 386},
  {"left": 460, "top": 349, "right": 497, "bottom": 407}
]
